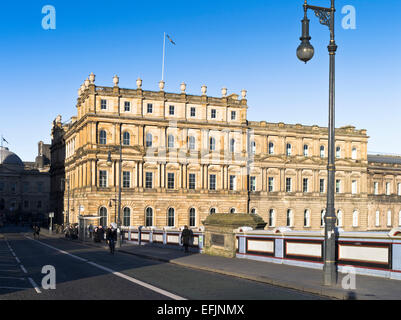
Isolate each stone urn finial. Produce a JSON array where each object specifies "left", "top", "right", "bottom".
[
  {"left": 159, "top": 80, "right": 165, "bottom": 91},
  {"left": 136, "top": 78, "right": 142, "bottom": 89},
  {"left": 241, "top": 89, "right": 247, "bottom": 99},
  {"left": 113, "top": 75, "right": 119, "bottom": 87},
  {"left": 89, "top": 72, "right": 95, "bottom": 84},
  {"left": 221, "top": 88, "right": 227, "bottom": 97},
  {"left": 201, "top": 85, "right": 207, "bottom": 95},
  {"left": 180, "top": 82, "right": 186, "bottom": 93},
  {"left": 84, "top": 78, "right": 90, "bottom": 88}
]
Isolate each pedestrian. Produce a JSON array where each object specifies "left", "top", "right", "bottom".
[
  {"left": 181, "top": 226, "right": 193, "bottom": 253},
  {"left": 88, "top": 224, "right": 94, "bottom": 239},
  {"left": 33, "top": 224, "right": 40, "bottom": 239},
  {"left": 98, "top": 226, "right": 104, "bottom": 242},
  {"left": 106, "top": 224, "right": 117, "bottom": 254}
]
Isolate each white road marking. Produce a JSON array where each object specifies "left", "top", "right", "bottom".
[
  {"left": 20, "top": 265, "right": 28, "bottom": 274},
  {"left": 25, "top": 235, "right": 186, "bottom": 300},
  {"left": 15, "top": 256, "right": 21, "bottom": 264},
  {"left": 87, "top": 261, "right": 186, "bottom": 300},
  {"left": 28, "top": 277, "right": 41, "bottom": 294}
]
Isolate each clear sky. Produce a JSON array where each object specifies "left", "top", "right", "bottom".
[{"left": 0, "top": 0, "right": 400, "bottom": 161}]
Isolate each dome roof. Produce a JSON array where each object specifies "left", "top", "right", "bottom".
[{"left": 0, "top": 147, "right": 24, "bottom": 167}]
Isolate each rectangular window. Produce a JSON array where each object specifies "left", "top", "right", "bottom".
[
  {"left": 101, "top": 99, "right": 107, "bottom": 110},
  {"left": 169, "top": 105, "right": 175, "bottom": 115},
  {"left": 352, "top": 180, "right": 357, "bottom": 194},
  {"left": 145, "top": 172, "right": 153, "bottom": 189},
  {"left": 386, "top": 182, "right": 391, "bottom": 195},
  {"left": 168, "top": 173, "right": 175, "bottom": 189},
  {"left": 189, "top": 174, "right": 196, "bottom": 190},
  {"left": 320, "top": 179, "right": 325, "bottom": 193},
  {"left": 124, "top": 101, "right": 131, "bottom": 112},
  {"left": 230, "top": 175, "right": 236, "bottom": 191},
  {"left": 286, "top": 178, "right": 292, "bottom": 193},
  {"left": 231, "top": 111, "right": 236, "bottom": 120},
  {"left": 374, "top": 182, "right": 379, "bottom": 195},
  {"left": 190, "top": 107, "right": 196, "bottom": 117},
  {"left": 37, "top": 201, "right": 42, "bottom": 209},
  {"left": 0, "top": 181, "right": 4, "bottom": 192},
  {"left": 24, "top": 200, "right": 29, "bottom": 209},
  {"left": 211, "top": 109, "right": 216, "bottom": 119},
  {"left": 99, "top": 170, "right": 107, "bottom": 188},
  {"left": 303, "top": 178, "right": 309, "bottom": 193},
  {"left": 250, "top": 176, "right": 256, "bottom": 192},
  {"left": 209, "top": 175, "right": 216, "bottom": 190},
  {"left": 23, "top": 182, "right": 30, "bottom": 193},
  {"left": 37, "top": 182, "right": 43, "bottom": 192},
  {"left": 147, "top": 103, "right": 153, "bottom": 114},
  {"left": 336, "top": 180, "right": 341, "bottom": 193},
  {"left": 268, "top": 177, "right": 274, "bottom": 192},
  {"left": 123, "top": 171, "right": 130, "bottom": 188}
]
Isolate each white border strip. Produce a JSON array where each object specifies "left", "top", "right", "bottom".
[{"left": 28, "top": 277, "right": 41, "bottom": 294}]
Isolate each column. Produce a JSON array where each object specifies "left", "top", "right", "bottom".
[{"left": 138, "top": 162, "right": 143, "bottom": 188}]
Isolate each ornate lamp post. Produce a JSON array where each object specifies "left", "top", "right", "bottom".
[
  {"left": 107, "top": 146, "right": 122, "bottom": 248},
  {"left": 297, "top": 0, "right": 338, "bottom": 286}
]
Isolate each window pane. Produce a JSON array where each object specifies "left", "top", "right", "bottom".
[{"left": 189, "top": 174, "right": 196, "bottom": 190}]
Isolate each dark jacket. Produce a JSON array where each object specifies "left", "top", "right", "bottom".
[
  {"left": 106, "top": 228, "right": 117, "bottom": 241},
  {"left": 181, "top": 228, "right": 193, "bottom": 245}
]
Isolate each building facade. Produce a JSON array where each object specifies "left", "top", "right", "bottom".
[
  {"left": 0, "top": 142, "right": 51, "bottom": 224},
  {"left": 50, "top": 73, "right": 401, "bottom": 232}
]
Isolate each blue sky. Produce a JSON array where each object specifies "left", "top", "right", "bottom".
[{"left": 0, "top": 0, "right": 400, "bottom": 161}]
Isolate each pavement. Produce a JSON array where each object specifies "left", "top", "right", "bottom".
[{"left": 43, "top": 231, "right": 401, "bottom": 300}]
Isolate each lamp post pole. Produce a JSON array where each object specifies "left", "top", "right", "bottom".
[
  {"left": 107, "top": 144, "right": 122, "bottom": 248},
  {"left": 297, "top": 0, "right": 337, "bottom": 286}
]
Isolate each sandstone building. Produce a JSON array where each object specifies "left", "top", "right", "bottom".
[{"left": 50, "top": 73, "right": 401, "bottom": 231}]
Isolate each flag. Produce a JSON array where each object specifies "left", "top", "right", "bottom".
[
  {"left": 2, "top": 137, "right": 8, "bottom": 144},
  {"left": 166, "top": 34, "right": 176, "bottom": 45}
]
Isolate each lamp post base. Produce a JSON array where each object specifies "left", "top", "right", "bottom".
[{"left": 323, "top": 262, "right": 337, "bottom": 286}]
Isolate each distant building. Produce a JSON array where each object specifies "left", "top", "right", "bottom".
[
  {"left": 50, "top": 73, "right": 401, "bottom": 231},
  {"left": 0, "top": 142, "right": 51, "bottom": 224}
]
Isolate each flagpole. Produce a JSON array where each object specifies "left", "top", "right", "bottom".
[{"left": 162, "top": 32, "right": 166, "bottom": 81}]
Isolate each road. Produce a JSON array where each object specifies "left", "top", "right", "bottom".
[{"left": 0, "top": 226, "right": 328, "bottom": 300}]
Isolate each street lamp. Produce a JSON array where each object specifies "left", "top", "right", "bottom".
[
  {"left": 107, "top": 147, "right": 122, "bottom": 248},
  {"left": 297, "top": 0, "right": 338, "bottom": 286}
]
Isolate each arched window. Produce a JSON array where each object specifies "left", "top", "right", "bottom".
[
  {"left": 168, "top": 135, "right": 174, "bottom": 148},
  {"left": 210, "top": 208, "right": 216, "bottom": 215},
  {"left": 99, "top": 207, "right": 108, "bottom": 226},
  {"left": 387, "top": 210, "right": 392, "bottom": 227},
  {"left": 123, "top": 207, "right": 131, "bottom": 227},
  {"left": 99, "top": 130, "right": 107, "bottom": 145},
  {"left": 123, "top": 132, "right": 130, "bottom": 146},
  {"left": 320, "top": 146, "right": 325, "bottom": 158},
  {"left": 321, "top": 209, "right": 326, "bottom": 227},
  {"left": 269, "top": 142, "right": 274, "bottom": 155},
  {"left": 230, "top": 208, "right": 236, "bottom": 214},
  {"left": 188, "top": 136, "right": 196, "bottom": 150},
  {"left": 336, "top": 146, "right": 341, "bottom": 158},
  {"left": 286, "top": 144, "right": 292, "bottom": 156},
  {"left": 287, "top": 209, "right": 293, "bottom": 227},
  {"left": 352, "top": 147, "right": 357, "bottom": 160},
  {"left": 146, "top": 133, "right": 153, "bottom": 147},
  {"left": 269, "top": 209, "right": 275, "bottom": 227},
  {"left": 304, "top": 209, "right": 310, "bottom": 227},
  {"left": 337, "top": 210, "right": 343, "bottom": 227},
  {"left": 375, "top": 210, "right": 381, "bottom": 227},
  {"left": 230, "top": 139, "right": 235, "bottom": 153},
  {"left": 209, "top": 137, "right": 216, "bottom": 151},
  {"left": 303, "top": 145, "right": 309, "bottom": 157},
  {"left": 145, "top": 207, "right": 153, "bottom": 227},
  {"left": 167, "top": 208, "right": 175, "bottom": 227},
  {"left": 189, "top": 208, "right": 196, "bottom": 227},
  {"left": 353, "top": 210, "right": 359, "bottom": 227}
]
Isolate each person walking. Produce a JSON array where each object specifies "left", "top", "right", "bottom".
[
  {"left": 106, "top": 224, "right": 117, "bottom": 254},
  {"left": 181, "top": 226, "right": 193, "bottom": 253},
  {"left": 33, "top": 224, "right": 40, "bottom": 239}
]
